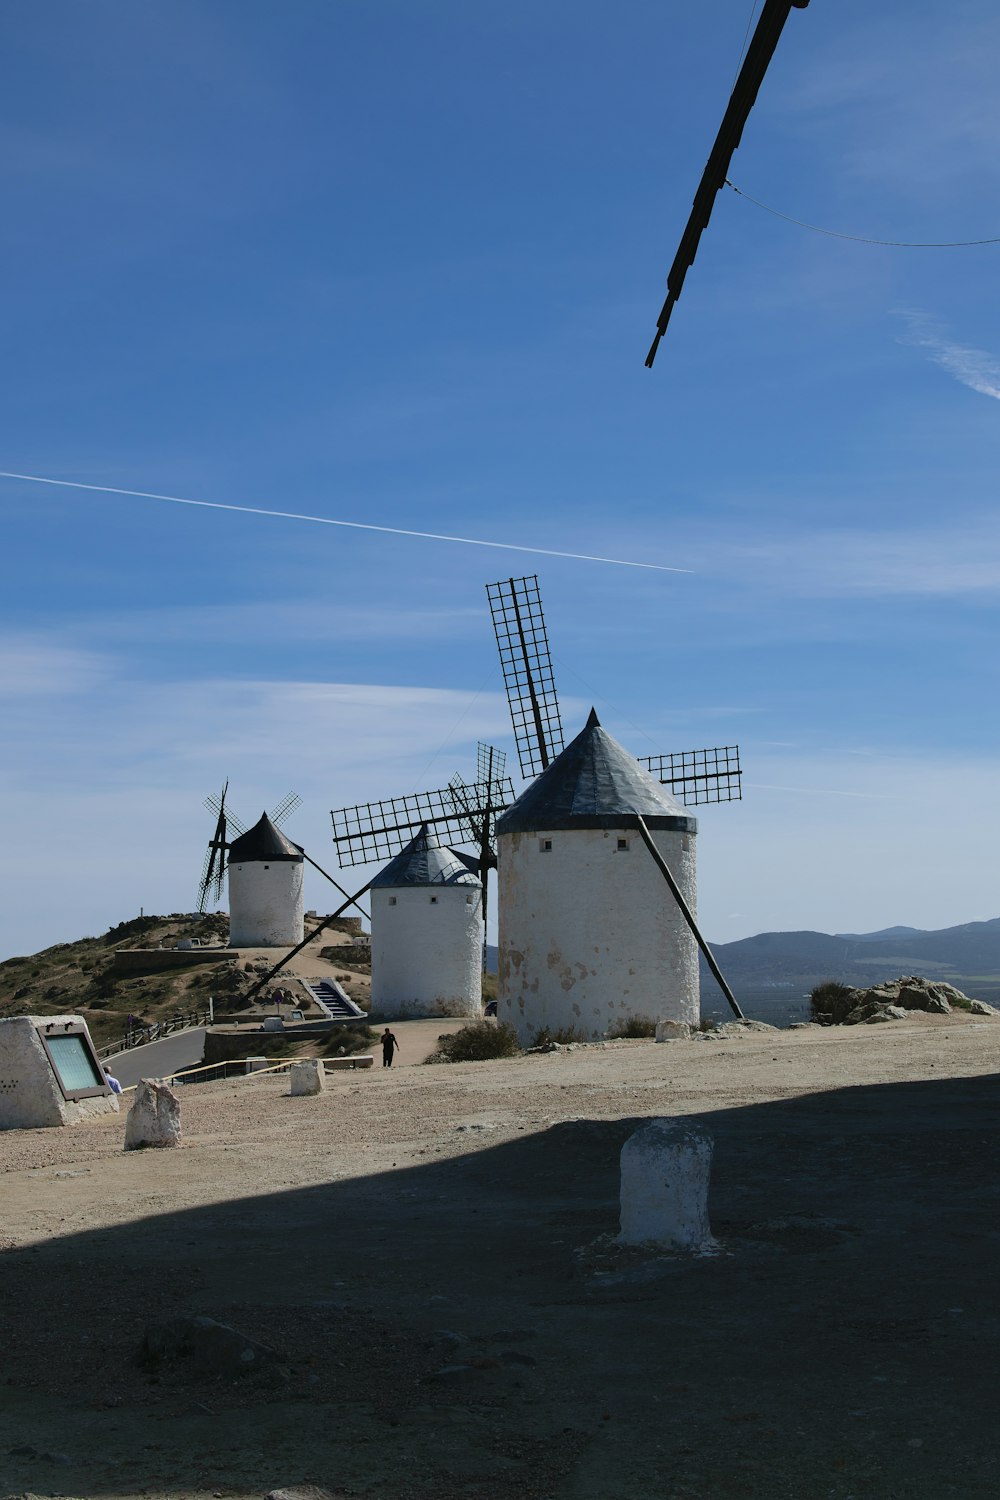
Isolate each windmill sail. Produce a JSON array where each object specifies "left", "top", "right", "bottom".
[
  {"left": 638, "top": 746, "right": 742, "bottom": 805},
  {"left": 331, "top": 774, "right": 516, "bottom": 869},
  {"left": 486, "top": 575, "right": 564, "bottom": 778}
]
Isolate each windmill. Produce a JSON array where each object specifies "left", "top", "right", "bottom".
[
  {"left": 329, "top": 743, "right": 513, "bottom": 932},
  {"left": 486, "top": 575, "right": 742, "bottom": 807},
  {"left": 196, "top": 785, "right": 302, "bottom": 912},
  {"left": 486, "top": 574, "right": 742, "bottom": 1021}
]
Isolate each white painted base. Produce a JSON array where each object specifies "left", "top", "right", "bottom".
[
  {"left": 371, "top": 885, "right": 483, "bottom": 1019},
  {"left": 229, "top": 860, "right": 304, "bottom": 948},
  {"left": 498, "top": 824, "right": 700, "bottom": 1044},
  {"left": 618, "top": 1117, "right": 714, "bottom": 1250}
]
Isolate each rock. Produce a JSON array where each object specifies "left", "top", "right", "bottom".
[
  {"left": 655, "top": 1020, "right": 691, "bottom": 1042},
  {"left": 863, "top": 1004, "right": 907, "bottom": 1024},
  {"left": 124, "top": 1079, "right": 181, "bottom": 1149},
  {"left": 618, "top": 1117, "right": 714, "bottom": 1251},
  {"left": 265, "top": 1487, "right": 345, "bottom": 1500},
  {"left": 143, "top": 1315, "right": 279, "bottom": 1378},
  {"left": 968, "top": 999, "right": 998, "bottom": 1016},
  {"left": 899, "top": 983, "right": 950, "bottom": 1013},
  {"left": 289, "top": 1059, "right": 325, "bottom": 1096}
]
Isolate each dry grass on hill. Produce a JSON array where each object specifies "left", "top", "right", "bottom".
[{"left": 0, "top": 912, "right": 370, "bottom": 1045}]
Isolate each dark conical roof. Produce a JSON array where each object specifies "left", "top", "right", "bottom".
[
  {"left": 228, "top": 812, "right": 303, "bottom": 863},
  {"left": 495, "top": 709, "right": 697, "bottom": 836},
  {"left": 371, "top": 824, "right": 482, "bottom": 889}
]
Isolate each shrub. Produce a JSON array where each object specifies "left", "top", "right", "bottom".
[
  {"left": 426, "top": 1020, "right": 522, "bottom": 1063},
  {"left": 318, "top": 1025, "right": 376, "bottom": 1057},
  {"left": 609, "top": 1015, "right": 657, "bottom": 1039},
  {"left": 530, "top": 1024, "right": 589, "bottom": 1047},
  {"left": 810, "top": 980, "right": 857, "bottom": 1025}
]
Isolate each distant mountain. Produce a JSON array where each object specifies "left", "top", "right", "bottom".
[
  {"left": 703, "top": 917, "right": 1000, "bottom": 1007},
  {"left": 836, "top": 925, "right": 925, "bottom": 943}
]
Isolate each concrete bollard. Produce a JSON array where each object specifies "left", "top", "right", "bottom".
[
  {"left": 618, "top": 1117, "right": 714, "bottom": 1250},
  {"left": 289, "top": 1059, "right": 325, "bottom": 1096},
  {"left": 124, "top": 1079, "right": 182, "bottom": 1150}
]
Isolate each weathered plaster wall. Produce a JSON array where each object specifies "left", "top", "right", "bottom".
[
  {"left": 0, "top": 1015, "right": 119, "bottom": 1130},
  {"left": 371, "top": 886, "right": 483, "bottom": 1018},
  {"left": 497, "top": 824, "right": 699, "bottom": 1043},
  {"left": 228, "top": 860, "right": 304, "bottom": 948}
]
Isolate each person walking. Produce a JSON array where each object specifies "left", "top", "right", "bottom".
[{"left": 381, "top": 1028, "right": 399, "bottom": 1068}]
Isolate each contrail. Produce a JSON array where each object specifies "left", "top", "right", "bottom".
[{"left": 0, "top": 470, "right": 694, "bottom": 574}]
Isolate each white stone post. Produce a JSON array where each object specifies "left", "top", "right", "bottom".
[
  {"left": 289, "top": 1059, "right": 325, "bottom": 1096},
  {"left": 124, "top": 1079, "right": 182, "bottom": 1150},
  {"left": 618, "top": 1117, "right": 714, "bottom": 1250}
]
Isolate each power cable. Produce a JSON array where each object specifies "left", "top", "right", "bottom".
[
  {"left": 725, "top": 179, "right": 1000, "bottom": 247},
  {"left": 732, "top": 1, "right": 762, "bottom": 83}
]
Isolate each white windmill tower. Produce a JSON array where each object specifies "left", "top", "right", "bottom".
[
  {"left": 368, "top": 824, "right": 484, "bottom": 1019},
  {"left": 329, "top": 744, "right": 514, "bottom": 1008},
  {"left": 228, "top": 814, "right": 305, "bottom": 948},
  {"left": 486, "top": 576, "right": 744, "bottom": 1045},
  {"left": 496, "top": 709, "right": 699, "bottom": 1042},
  {"left": 196, "top": 787, "right": 305, "bottom": 949}
]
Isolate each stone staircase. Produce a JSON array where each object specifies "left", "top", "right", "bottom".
[{"left": 302, "top": 977, "right": 366, "bottom": 1021}]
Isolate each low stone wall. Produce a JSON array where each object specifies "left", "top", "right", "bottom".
[{"left": 112, "top": 948, "right": 230, "bottom": 974}]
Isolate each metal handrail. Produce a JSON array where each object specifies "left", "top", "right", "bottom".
[
  {"left": 119, "top": 1053, "right": 374, "bottom": 1093},
  {"left": 98, "top": 1008, "right": 212, "bottom": 1061}
]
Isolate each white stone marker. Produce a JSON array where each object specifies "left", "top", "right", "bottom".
[
  {"left": 289, "top": 1059, "right": 325, "bottom": 1096},
  {"left": 124, "top": 1079, "right": 182, "bottom": 1150},
  {"left": 618, "top": 1117, "right": 714, "bottom": 1250},
  {"left": 655, "top": 1020, "right": 691, "bottom": 1042}
]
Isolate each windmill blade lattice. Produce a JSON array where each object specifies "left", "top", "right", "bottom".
[
  {"left": 330, "top": 773, "right": 516, "bottom": 869},
  {"left": 204, "top": 793, "right": 246, "bottom": 837},
  {"left": 487, "top": 575, "right": 564, "bottom": 779},
  {"left": 197, "top": 786, "right": 302, "bottom": 910},
  {"left": 638, "top": 746, "right": 742, "bottom": 805}
]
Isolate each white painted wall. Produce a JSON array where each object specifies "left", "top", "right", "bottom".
[
  {"left": 0, "top": 1015, "right": 119, "bottom": 1130},
  {"left": 228, "top": 859, "right": 304, "bottom": 948},
  {"left": 497, "top": 824, "right": 699, "bottom": 1044},
  {"left": 371, "top": 885, "right": 483, "bottom": 1018}
]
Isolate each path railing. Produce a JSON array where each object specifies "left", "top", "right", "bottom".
[
  {"left": 98, "top": 1008, "right": 212, "bottom": 1061},
  {"left": 119, "top": 1053, "right": 373, "bottom": 1093}
]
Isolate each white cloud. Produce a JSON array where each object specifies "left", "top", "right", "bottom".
[
  {"left": 0, "top": 640, "right": 522, "bottom": 956},
  {"left": 0, "top": 637, "right": 109, "bottom": 696},
  {"left": 897, "top": 310, "right": 1000, "bottom": 402}
]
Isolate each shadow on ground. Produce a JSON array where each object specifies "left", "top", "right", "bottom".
[{"left": 2, "top": 1072, "right": 999, "bottom": 1499}]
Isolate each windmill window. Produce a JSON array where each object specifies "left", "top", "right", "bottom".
[
  {"left": 430, "top": 896, "right": 438, "bottom": 904},
  {"left": 388, "top": 897, "right": 397, "bottom": 906},
  {"left": 263, "top": 865, "right": 270, "bottom": 870},
  {"left": 540, "top": 839, "right": 553, "bottom": 852},
  {"left": 617, "top": 838, "right": 629, "bottom": 851},
  {"left": 466, "top": 894, "right": 474, "bottom": 904}
]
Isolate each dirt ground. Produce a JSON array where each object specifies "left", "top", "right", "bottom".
[{"left": 1, "top": 1015, "right": 999, "bottom": 1500}]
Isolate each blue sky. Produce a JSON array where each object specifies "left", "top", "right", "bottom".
[{"left": 3, "top": 0, "right": 999, "bottom": 960}]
